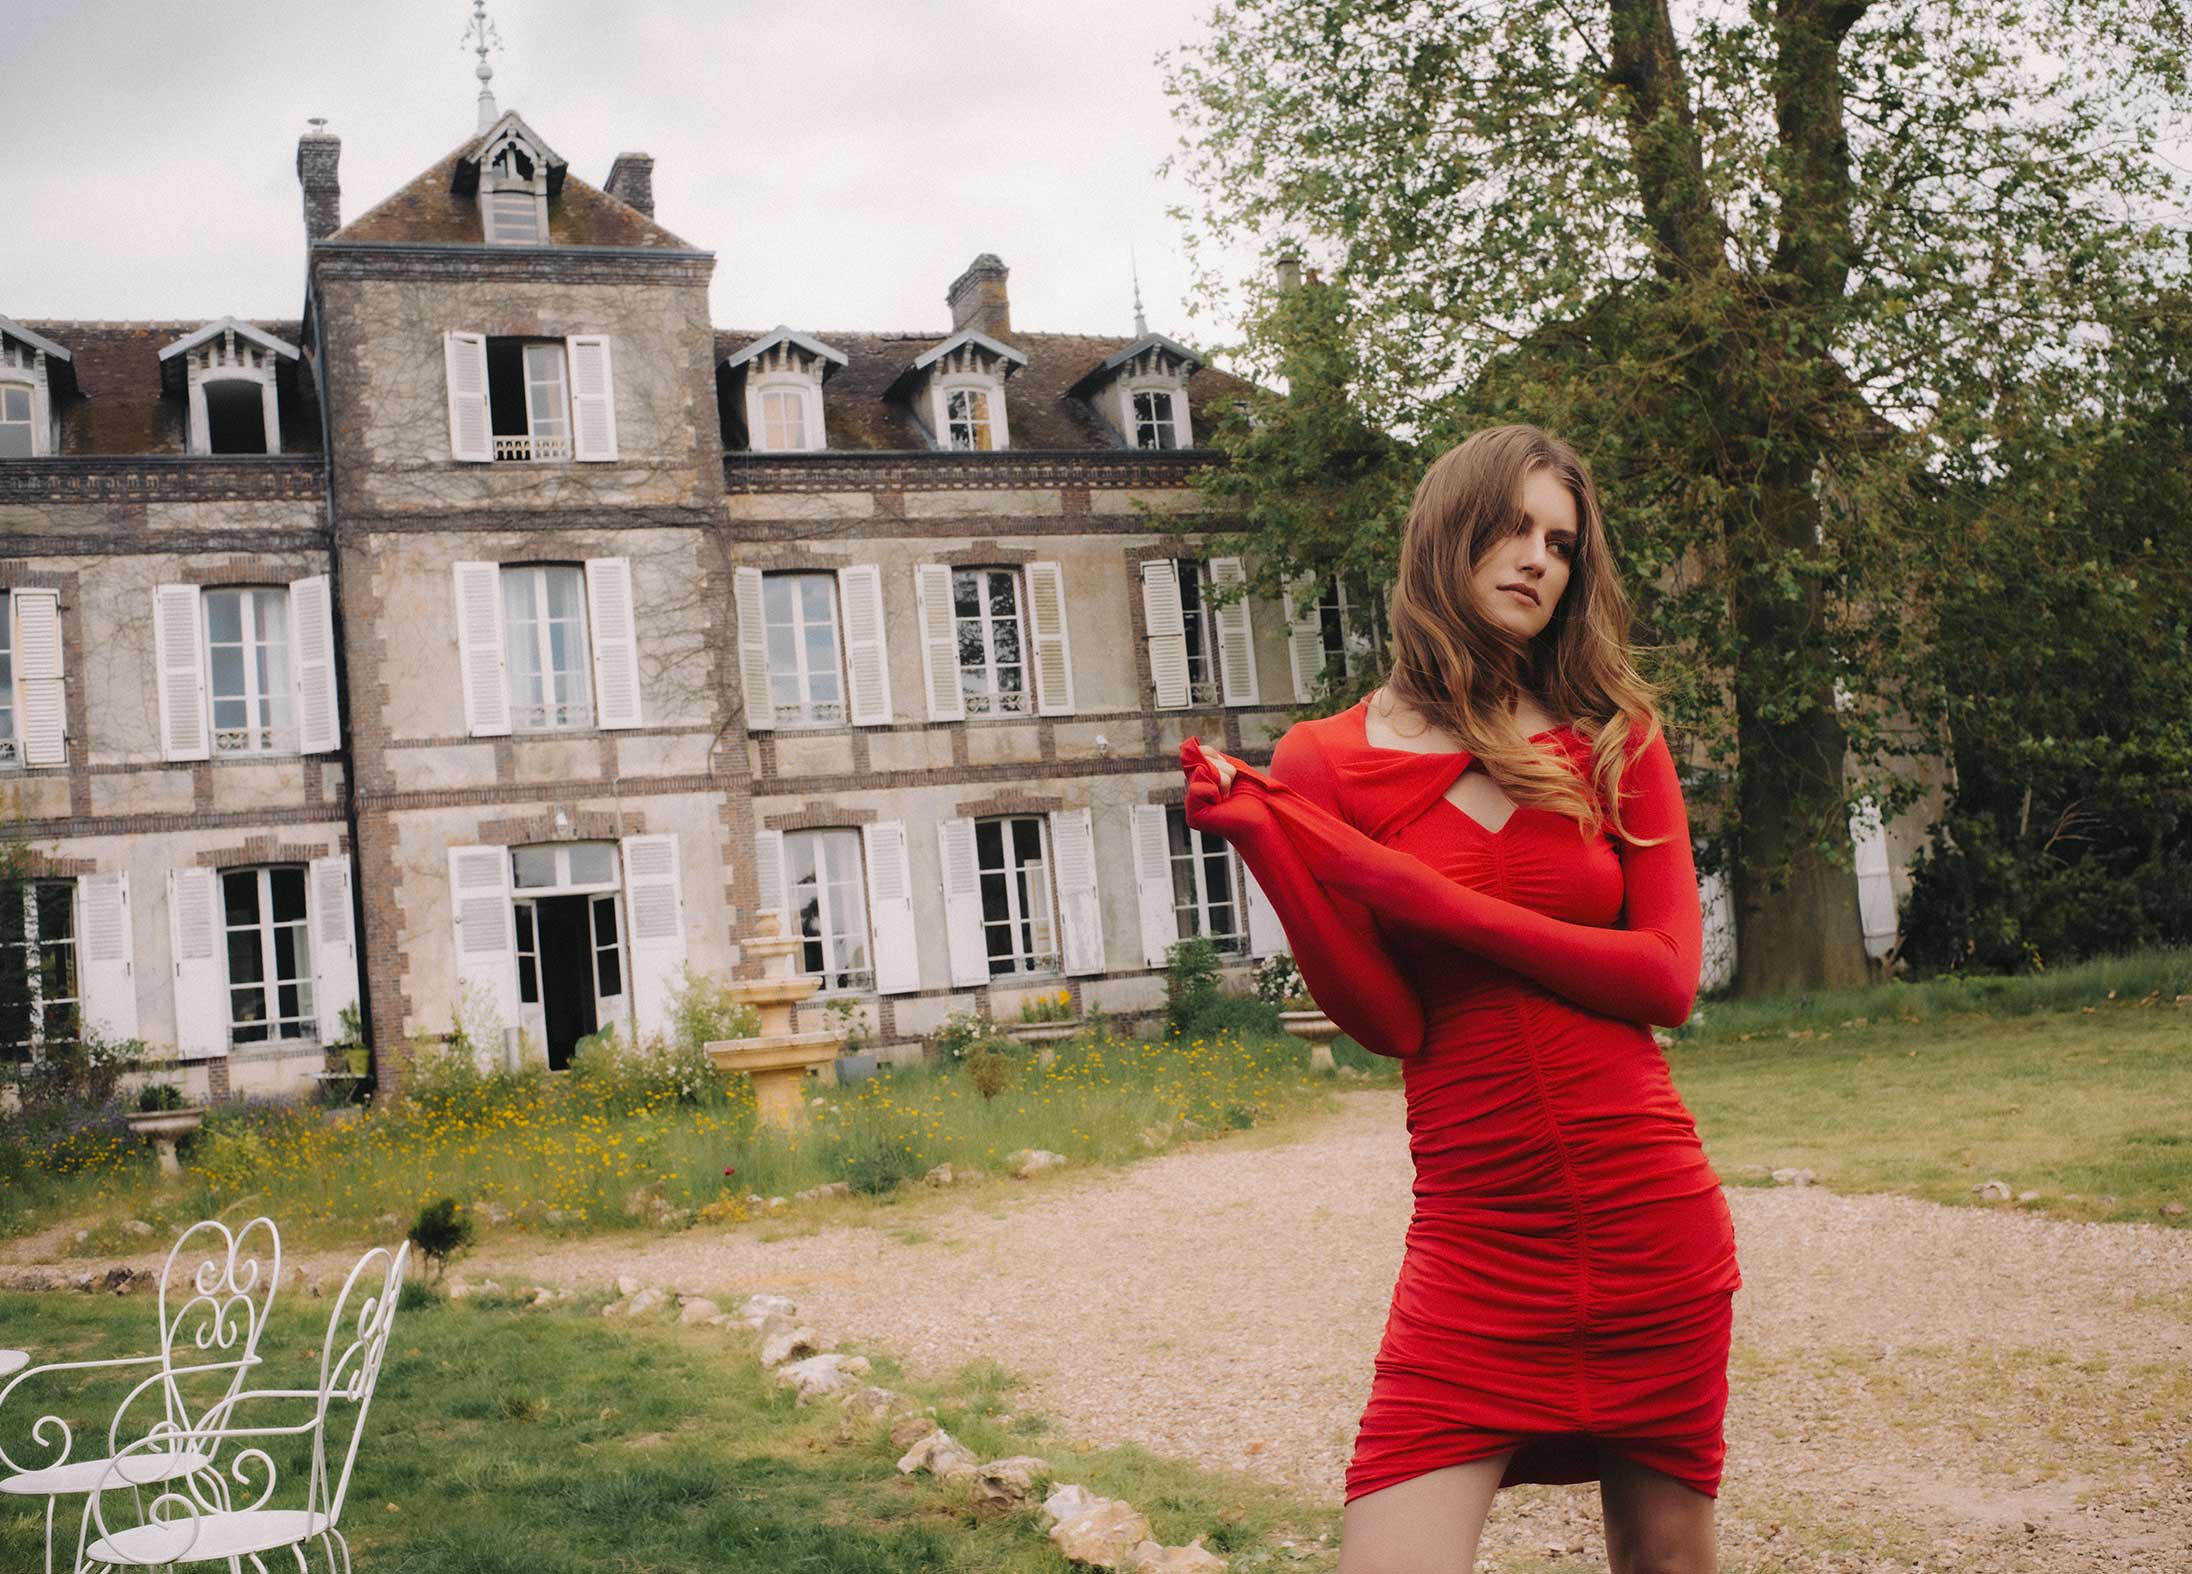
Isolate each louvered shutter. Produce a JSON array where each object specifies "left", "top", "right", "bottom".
[
  {"left": 168, "top": 866, "right": 226, "bottom": 1059},
  {"left": 444, "top": 330, "right": 492, "bottom": 462},
  {"left": 288, "top": 574, "right": 341, "bottom": 755},
  {"left": 733, "top": 566, "right": 776, "bottom": 730},
  {"left": 11, "top": 588, "right": 65, "bottom": 766},
  {"left": 1025, "top": 562, "right": 1074, "bottom": 716},
  {"left": 1282, "top": 577, "right": 1327, "bottom": 704},
  {"left": 1130, "top": 805, "right": 1180, "bottom": 967},
  {"left": 1849, "top": 798, "right": 1898, "bottom": 957},
  {"left": 151, "top": 585, "right": 210, "bottom": 762},
  {"left": 1140, "top": 560, "right": 1190, "bottom": 709},
  {"left": 752, "top": 827, "right": 788, "bottom": 925},
  {"left": 912, "top": 563, "right": 966, "bottom": 722},
  {"left": 621, "top": 834, "right": 687, "bottom": 1043},
  {"left": 1240, "top": 856, "right": 1286, "bottom": 959},
  {"left": 1047, "top": 806, "right": 1104, "bottom": 976},
  {"left": 309, "top": 855, "right": 360, "bottom": 1044},
  {"left": 1209, "top": 556, "right": 1260, "bottom": 706},
  {"left": 567, "top": 335, "right": 618, "bottom": 461},
  {"left": 447, "top": 845, "right": 517, "bottom": 1036},
  {"left": 937, "top": 817, "right": 988, "bottom": 987},
  {"left": 861, "top": 820, "right": 920, "bottom": 995},
  {"left": 584, "top": 557, "right": 643, "bottom": 730},
  {"left": 1698, "top": 868, "right": 1736, "bottom": 993},
  {"left": 76, "top": 872, "right": 138, "bottom": 1041},
  {"left": 452, "top": 561, "right": 511, "bottom": 737},
  {"left": 836, "top": 564, "right": 893, "bottom": 726}
]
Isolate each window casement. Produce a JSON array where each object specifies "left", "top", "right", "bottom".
[
  {"left": 937, "top": 807, "right": 1103, "bottom": 985},
  {"left": 1283, "top": 572, "right": 1386, "bottom": 701},
  {"left": 1130, "top": 804, "right": 1284, "bottom": 966},
  {"left": 722, "top": 328, "right": 848, "bottom": 454},
  {"left": 159, "top": 320, "right": 296, "bottom": 457},
  {"left": 444, "top": 331, "right": 617, "bottom": 463},
  {"left": 895, "top": 330, "right": 1026, "bottom": 453},
  {"left": 756, "top": 383, "right": 813, "bottom": 451},
  {"left": 1073, "top": 335, "right": 1203, "bottom": 450},
  {"left": 1140, "top": 555, "right": 1258, "bottom": 710},
  {"left": 1, "top": 879, "right": 80, "bottom": 1061},
  {"left": 939, "top": 381, "right": 1004, "bottom": 451},
  {"left": 1, "top": 588, "right": 66, "bottom": 768},
  {"left": 166, "top": 857, "right": 354, "bottom": 1059},
  {"left": 732, "top": 564, "right": 892, "bottom": 730},
  {"left": 451, "top": 558, "right": 641, "bottom": 737},
  {"left": 151, "top": 578, "right": 339, "bottom": 763},
  {"left": 911, "top": 562, "right": 1072, "bottom": 722},
  {"left": 1121, "top": 383, "right": 1192, "bottom": 451},
  {"left": 219, "top": 865, "right": 316, "bottom": 1045},
  {"left": 753, "top": 820, "right": 919, "bottom": 996},
  {"left": 0, "top": 378, "right": 37, "bottom": 459},
  {"left": 0, "top": 321, "right": 70, "bottom": 458}
]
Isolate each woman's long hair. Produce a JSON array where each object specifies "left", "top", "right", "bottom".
[{"left": 1382, "top": 424, "right": 1667, "bottom": 844}]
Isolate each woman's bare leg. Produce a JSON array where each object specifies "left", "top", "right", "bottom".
[
  {"left": 1338, "top": 1450, "right": 1516, "bottom": 1574},
  {"left": 1597, "top": 1448, "right": 1718, "bottom": 1574}
]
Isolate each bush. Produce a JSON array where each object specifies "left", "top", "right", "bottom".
[
  {"left": 1249, "top": 953, "right": 1309, "bottom": 1008},
  {"left": 1163, "top": 937, "right": 1225, "bottom": 1037},
  {"left": 16, "top": 1033, "right": 147, "bottom": 1112},
  {"left": 1018, "top": 988, "right": 1076, "bottom": 1024},
  {"left": 965, "top": 1041, "right": 1013, "bottom": 1101},
  {"left": 134, "top": 1082, "right": 185, "bottom": 1113},
  {"left": 927, "top": 1007, "right": 998, "bottom": 1063},
  {"left": 832, "top": 1123, "right": 929, "bottom": 1196},
  {"left": 407, "top": 1196, "right": 475, "bottom": 1283},
  {"left": 667, "top": 967, "right": 763, "bottom": 1057}
]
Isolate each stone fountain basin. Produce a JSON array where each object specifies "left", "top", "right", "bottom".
[
  {"left": 707, "top": 1032, "right": 846, "bottom": 1076},
  {"left": 124, "top": 1108, "right": 208, "bottom": 1138},
  {"left": 721, "top": 978, "right": 828, "bottom": 1010}
]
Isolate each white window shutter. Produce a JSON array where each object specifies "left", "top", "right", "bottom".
[
  {"left": 11, "top": 588, "right": 65, "bottom": 766},
  {"left": 836, "top": 564, "right": 893, "bottom": 726},
  {"left": 151, "top": 585, "right": 209, "bottom": 763},
  {"left": 1282, "top": 577, "right": 1327, "bottom": 704},
  {"left": 1025, "top": 561, "right": 1075, "bottom": 716},
  {"left": 444, "top": 330, "right": 492, "bottom": 462},
  {"left": 448, "top": 845, "right": 517, "bottom": 1038},
  {"left": 913, "top": 563, "right": 966, "bottom": 722},
  {"left": 452, "top": 561, "right": 511, "bottom": 737},
  {"left": 1698, "top": 869, "right": 1736, "bottom": 993},
  {"left": 1048, "top": 806, "right": 1105, "bottom": 977},
  {"left": 1140, "top": 560, "right": 1190, "bottom": 710},
  {"left": 167, "top": 866, "right": 226, "bottom": 1059},
  {"left": 76, "top": 872, "right": 138, "bottom": 1042},
  {"left": 1849, "top": 797, "right": 1899, "bottom": 958},
  {"left": 309, "top": 854, "right": 360, "bottom": 1045},
  {"left": 288, "top": 574, "right": 341, "bottom": 755},
  {"left": 584, "top": 557, "right": 644, "bottom": 730},
  {"left": 567, "top": 335, "right": 619, "bottom": 461},
  {"left": 752, "top": 827, "right": 788, "bottom": 923},
  {"left": 937, "top": 817, "right": 988, "bottom": 987},
  {"left": 1240, "top": 855, "right": 1287, "bottom": 959},
  {"left": 1130, "top": 804, "right": 1180, "bottom": 967},
  {"left": 861, "top": 820, "right": 920, "bottom": 995},
  {"left": 620, "top": 834, "right": 687, "bottom": 1043},
  {"left": 1209, "top": 556, "right": 1260, "bottom": 706},
  {"left": 733, "top": 566, "right": 776, "bottom": 731}
]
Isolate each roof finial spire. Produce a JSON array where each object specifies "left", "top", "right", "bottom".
[
  {"left": 1131, "top": 244, "right": 1148, "bottom": 338},
  {"left": 463, "top": 0, "right": 503, "bottom": 133}
]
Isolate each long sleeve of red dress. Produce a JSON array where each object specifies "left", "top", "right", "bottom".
[{"left": 1181, "top": 721, "right": 1703, "bottom": 1039}]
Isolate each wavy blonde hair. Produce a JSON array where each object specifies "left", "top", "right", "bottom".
[{"left": 1382, "top": 423, "right": 1666, "bottom": 845}]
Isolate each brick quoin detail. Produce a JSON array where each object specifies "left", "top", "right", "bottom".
[
  {"left": 474, "top": 807, "right": 647, "bottom": 846},
  {"left": 952, "top": 789, "right": 1066, "bottom": 818},
  {"left": 11, "top": 851, "right": 100, "bottom": 877},
  {"left": 761, "top": 801, "right": 879, "bottom": 831},
  {"left": 194, "top": 834, "right": 346, "bottom": 868},
  {"left": 180, "top": 556, "right": 328, "bottom": 587}
]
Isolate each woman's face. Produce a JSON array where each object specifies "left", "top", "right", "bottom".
[{"left": 1469, "top": 466, "right": 1576, "bottom": 641}]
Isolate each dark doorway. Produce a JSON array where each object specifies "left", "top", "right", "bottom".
[
  {"left": 535, "top": 894, "right": 598, "bottom": 1071},
  {"left": 202, "top": 380, "right": 268, "bottom": 454}
]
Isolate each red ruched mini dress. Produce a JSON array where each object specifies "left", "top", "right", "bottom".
[{"left": 1180, "top": 699, "right": 1742, "bottom": 1503}]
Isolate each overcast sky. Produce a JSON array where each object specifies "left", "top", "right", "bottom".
[{"left": 2, "top": 0, "right": 1253, "bottom": 346}]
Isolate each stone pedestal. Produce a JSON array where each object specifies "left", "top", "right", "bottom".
[
  {"left": 1004, "top": 1018, "right": 1079, "bottom": 1069},
  {"left": 707, "top": 912, "right": 848, "bottom": 1130},
  {"left": 1277, "top": 1008, "right": 1341, "bottom": 1074},
  {"left": 125, "top": 1108, "right": 207, "bottom": 1178}
]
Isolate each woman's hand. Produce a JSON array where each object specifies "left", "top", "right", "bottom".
[{"left": 1179, "top": 737, "right": 1257, "bottom": 838}]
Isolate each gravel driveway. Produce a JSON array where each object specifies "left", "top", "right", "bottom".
[{"left": 22, "top": 1090, "right": 2186, "bottom": 1571}]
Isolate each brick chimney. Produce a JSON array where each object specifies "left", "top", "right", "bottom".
[
  {"left": 604, "top": 152, "right": 655, "bottom": 218},
  {"left": 947, "top": 253, "right": 1011, "bottom": 339},
  {"left": 297, "top": 119, "right": 341, "bottom": 245}
]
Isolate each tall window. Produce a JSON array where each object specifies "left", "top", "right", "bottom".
[
  {"left": 487, "top": 339, "right": 571, "bottom": 462},
  {"left": 1174, "top": 558, "right": 1220, "bottom": 706},
  {"left": 486, "top": 189, "right": 541, "bottom": 244},
  {"left": 944, "top": 386, "right": 995, "bottom": 451},
  {"left": 758, "top": 386, "right": 807, "bottom": 450},
  {"left": 1132, "top": 389, "right": 1179, "bottom": 450},
  {"left": 204, "top": 587, "right": 293, "bottom": 756},
  {"left": 1164, "top": 805, "right": 1246, "bottom": 954},
  {"left": 201, "top": 380, "right": 269, "bottom": 455},
  {"left": 222, "top": 866, "right": 314, "bottom": 1043},
  {"left": 501, "top": 564, "right": 594, "bottom": 731},
  {"left": 0, "top": 881, "right": 78, "bottom": 1060},
  {"left": 786, "top": 829, "right": 873, "bottom": 991},
  {"left": 953, "top": 567, "right": 1029, "bottom": 716},
  {"left": 763, "top": 572, "right": 845, "bottom": 726},
  {"left": 0, "top": 591, "right": 15, "bottom": 767},
  {"left": 0, "top": 382, "right": 35, "bottom": 459},
  {"left": 1317, "top": 574, "right": 1383, "bottom": 679},
  {"left": 976, "top": 815, "right": 1057, "bottom": 976}
]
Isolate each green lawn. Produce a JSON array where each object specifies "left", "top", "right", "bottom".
[{"left": 0, "top": 1287, "right": 1335, "bottom": 1573}]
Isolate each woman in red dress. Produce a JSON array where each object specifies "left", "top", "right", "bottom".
[{"left": 1181, "top": 425, "right": 1739, "bottom": 1572}]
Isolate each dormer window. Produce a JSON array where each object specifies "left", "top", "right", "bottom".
[
  {"left": 890, "top": 329, "right": 1027, "bottom": 454},
  {"left": 486, "top": 188, "right": 541, "bottom": 244},
  {"left": 722, "top": 327, "right": 847, "bottom": 453},
  {"left": 1131, "top": 388, "right": 1183, "bottom": 450},
  {"left": 158, "top": 320, "right": 299, "bottom": 457},
  {"left": 454, "top": 113, "right": 568, "bottom": 248},
  {"left": 0, "top": 383, "right": 32, "bottom": 459},
  {"left": 1072, "top": 333, "right": 1203, "bottom": 452},
  {"left": 0, "top": 317, "right": 73, "bottom": 460},
  {"left": 943, "top": 385, "right": 998, "bottom": 451}
]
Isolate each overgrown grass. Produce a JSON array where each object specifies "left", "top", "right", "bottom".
[
  {"left": 0, "top": 1288, "right": 1338, "bottom": 1573},
  {"left": 1669, "top": 956, "right": 2192, "bottom": 1223}
]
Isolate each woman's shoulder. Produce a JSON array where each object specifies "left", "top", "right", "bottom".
[{"left": 1267, "top": 704, "right": 1363, "bottom": 804}]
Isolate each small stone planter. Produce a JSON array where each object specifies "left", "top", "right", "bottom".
[
  {"left": 1277, "top": 1007, "right": 1341, "bottom": 1074},
  {"left": 1004, "top": 1019, "right": 1080, "bottom": 1068},
  {"left": 124, "top": 1107, "right": 207, "bottom": 1178}
]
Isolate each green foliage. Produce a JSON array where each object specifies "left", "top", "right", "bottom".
[
  {"left": 667, "top": 966, "right": 763, "bottom": 1056},
  {"left": 926, "top": 1006, "right": 1000, "bottom": 1063},
  {"left": 1017, "top": 988, "right": 1077, "bottom": 1024},
  {"left": 1249, "top": 952, "right": 1310, "bottom": 1009},
  {"left": 964, "top": 1041, "right": 1013, "bottom": 1101},
  {"left": 133, "top": 1082, "right": 185, "bottom": 1114},
  {"left": 15, "top": 1033, "right": 147, "bottom": 1112},
  {"left": 1162, "top": 937, "right": 1225, "bottom": 1037},
  {"left": 407, "top": 1196, "right": 475, "bottom": 1282}
]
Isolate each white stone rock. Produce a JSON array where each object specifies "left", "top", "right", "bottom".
[
  {"left": 1043, "top": 1484, "right": 1102, "bottom": 1527},
  {"left": 897, "top": 1427, "right": 981, "bottom": 1479},
  {"left": 2017, "top": 1190, "right": 2041, "bottom": 1203},
  {"left": 616, "top": 1275, "right": 643, "bottom": 1298},
  {"left": 924, "top": 1163, "right": 958, "bottom": 1186},
  {"left": 1127, "top": 1538, "right": 1228, "bottom": 1572},
  {"left": 1013, "top": 1149, "right": 1069, "bottom": 1179},
  {"left": 759, "top": 1324, "right": 821, "bottom": 1367},
  {"left": 624, "top": 1287, "right": 666, "bottom": 1318},
  {"left": 1770, "top": 1168, "right": 1816, "bottom": 1187},
  {"left": 677, "top": 1297, "right": 721, "bottom": 1325},
  {"left": 841, "top": 1385, "right": 916, "bottom": 1424},
  {"left": 795, "top": 1181, "right": 852, "bottom": 1203},
  {"left": 970, "top": 1455, "right": 1052, "bottom": 1511},
  {"left": 776, "top": 1353, "right": 871, "bottom": 1401},
  {"left": 1974, "top": 1178, "right": 2014, "bottom": 1202},
  {"left": 740, "top": 1293, "right": 798, "bottom": 1327},
  {"left": 122, "top": 1219, "right": 154, "bottom": 1239},
  {"left": 1051, "top": 1499, "right": 1156, "bottom": 1568}
]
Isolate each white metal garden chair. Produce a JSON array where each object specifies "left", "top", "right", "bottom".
[
  {"left": 72, "top": 1239, "right": 410, "bottom": 1574},
  {"left": 0, "top": 1216, "right": 282, "bottom": 1574}
]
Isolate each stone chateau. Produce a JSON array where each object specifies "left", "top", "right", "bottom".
[{"left": 1, "top": 98, "right": 1914, "bottom": 1101}]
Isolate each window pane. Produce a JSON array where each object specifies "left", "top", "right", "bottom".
[
  {"left": 569, "top": 844, "right": 614, "bottom": 887},
  {"left": 227, "top": 927, "right": 264, "bottom": 986},
  {"left": 796, "top": 575, "right": 834, "bottom": 623},
  {"left": 545, "top": 565, "right": 585, "bottom": 622},
  {"left": 205, "top": 590, "right": 242, "bottom": 645},
  {"left": 952, "top": 570, "right": 981, "bottom": 619},
  {"left": 2, "top": 386, "right": 29, "bottom": 420},
  {"left": 270, "top": 868, "right": 307, "bottom": 925},
  {"left": 804, "top": 624, "right": 837, "bottom": 677},
  {"left": 512, "top": 846, "right": 557, "bottom": 889},
  {"left": 763, "top": 575, "right": 793, "bottom": 622},
  {"left": 222, "top": 871, "right": 260, "bottom": 927}
]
